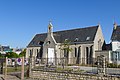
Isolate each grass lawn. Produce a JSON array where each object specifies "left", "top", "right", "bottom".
[{"left": 3, "top": 65, "right": 29, "bottom": 73}]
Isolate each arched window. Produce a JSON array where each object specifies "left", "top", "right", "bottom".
[
  {"left": 98, "top": 39, "right": 102, "bottom": 50},
  {"left": 30, "top": 49, "right": 32, "bottom": 58},
  {"left": 86, "top": 47, "right": 89, "bottom": 64},
  {"left": 78, "top": 46, "right": 81, "bottom": 58},
  {"left": 75, "top": 47, "right": 77, "bottom": 57},
  {"left": 64, "top": 49, "right": 69, "bottom": 58},
  {"left": 118, "top": 52, "right": 120, "bottom": 61},
  {"left": 37, "top": 49, "right": 39, "bottom": 54}
]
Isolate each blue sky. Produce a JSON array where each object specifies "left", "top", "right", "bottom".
[{"left": 0, "top": 0, "right": 120, "bottom": 48}]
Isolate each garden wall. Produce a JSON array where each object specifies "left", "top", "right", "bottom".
[{"left": 30, "top": 70, "right": 120, "bottom": 80}]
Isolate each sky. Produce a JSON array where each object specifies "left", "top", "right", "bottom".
[{"left": 0, "top": 0, "right": 120, "bottom": 48}]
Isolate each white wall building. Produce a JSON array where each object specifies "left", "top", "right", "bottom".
[{"left": 111, "top": 23, "right": 120, "bottom": 64}]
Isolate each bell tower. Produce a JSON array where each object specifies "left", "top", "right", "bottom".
[
  {"left": 48, "top": 21, "right": 53, "bottom": 34},
  {"left": 113, "top": 22, "right": 117, "bottom": 30}
]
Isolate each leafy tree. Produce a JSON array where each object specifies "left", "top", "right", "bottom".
[
  {"left": 19, "top": 49, "right": 26, "bottom": 57},
  {"left": 60, "top": 39, "right": 73, "bottom": 53},
  {"left": 0, "top": 53, "right": 4, "bottom": 58},
  {"left": 60, "top": 39, "right": 73, "bottom": 67},
  {"left": 5, "top": 52, "right": 19, "bottom": 58}
]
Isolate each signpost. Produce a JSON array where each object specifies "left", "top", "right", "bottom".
[
  {"left": 21, "top": 57, "right": 24, "bottom": 80},
  {"left": 4, "top": 57, "right": 7, "bottom": 80}
]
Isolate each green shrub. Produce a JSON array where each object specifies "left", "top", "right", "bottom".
[
  {"left": 5, "top": 52, "right": 19, "bottom": 58},
  {"left": 107, "top": 63, "right": 118, "bottom": 68}
]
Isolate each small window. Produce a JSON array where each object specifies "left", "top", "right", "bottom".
[
  {"left": 86, "top": 37, "right": 90, "bottom": 40},
  {"left": 74, "top": 38, "right": 79, "bottom": 42}
]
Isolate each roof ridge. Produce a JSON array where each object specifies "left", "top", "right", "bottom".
[
  {"left": 53, "top": 25, "right": 99, "bottom": 33},
  {"left": 35, "top": 25, "right": 98, "bottom": 35}
]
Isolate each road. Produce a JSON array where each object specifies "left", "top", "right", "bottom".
[{"left": 68, "top": 66, "right": 120, "bottom": 75}]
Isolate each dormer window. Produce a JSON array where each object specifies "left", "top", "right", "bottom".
[
  {"left": 86, "top": 37, "right": 90, "bottom": 40},
  {"left": 74, "top": 37, "right": 79, "bottom": 42},
  {"left": 74, "top": 38, "right": 79, "bottom": 45}
]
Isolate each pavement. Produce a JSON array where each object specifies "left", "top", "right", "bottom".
[
  {"left": 0, "top": 71, "right": 38, "bottom": 80},
  {"left": 0, "top": 74, "right": 20, "bottom": 80},
  {"left": 0, "top": 74, "right": 34, "bottom": 80},
  {"left": 67, "top": 66, "right": 120, "bottom": 75}
]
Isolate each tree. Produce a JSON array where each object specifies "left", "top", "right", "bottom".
[
  {"left": 5, "top": 52, "right": 19, "bottom": 58},
  {"left": 0, "top": 53, "right": 4, "bottom": 58},
  {"left": 19, "top": 49, "right": 26, "bottom": 57},
  {"left": 60, "top": 39, "right": 73, "bottom": 67},
  {"left": 60, "top": 39, "right": 72, "bottom": 52}
]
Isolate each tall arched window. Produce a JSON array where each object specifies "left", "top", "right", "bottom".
[
  {"left": 86, "top": 47, "right": 89, "bottom": 64},
  {"left": 90, "top": 45, "right": 93, "bottom": 64},
  {"left": 76, "top": 46, "right": 81, "bottom": 64},
  {"left": 37, "top": 49, "right": 39, "bottom": 54},
  {"left": 75, "top": 47, "right": 77, "bottom": 57},
  {"left": 78, "top": 46, "right": 81, "bottom": 58},
  {"left": 30, "top": 49, "right": 32, "bottom": 58},
  {"left": 118, "top": 52, "right": 120, "bottom": 61},
  {"left": 98, "top": 39, "right": 102, "bottom": 50},
  {"left": 64, "top": 49, "right": 69, "bottom": 58}
]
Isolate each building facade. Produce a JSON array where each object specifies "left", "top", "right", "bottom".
[
  {"left": 0, "top": 45, "right": 11, "bottom": 54},
  {"left": 26, "top": 22, "right": 105, "bottom": 65},
  {"left": 95, "top": 23, "right": 120, "bottom": 64},
  {"left": 111, "top": 23, "right": 120, "bottom": 64}
]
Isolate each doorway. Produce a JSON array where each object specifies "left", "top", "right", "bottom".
[{"left": 48, "top": 48, "right": 54, "bottom": 64}]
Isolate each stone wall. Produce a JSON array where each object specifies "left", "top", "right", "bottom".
[{"left": 30, "top": 70, "right": 120, "bottom": 80}]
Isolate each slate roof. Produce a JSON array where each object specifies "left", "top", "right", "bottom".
[
  {"left": 27, "top": 25, "right": 99, "bottom": 47},
  {"left": 111, "top": 26, "right": 120, "bottom": 41},
  {"left": 27, "top": 33, "right": 47, "bottom": 47}
]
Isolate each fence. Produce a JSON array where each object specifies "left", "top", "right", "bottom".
[{"left": 0, "top": 57, "right": 30, "bottom": 80}]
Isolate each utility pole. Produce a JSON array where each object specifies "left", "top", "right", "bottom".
[{"left": 21, "top": 57, "right": 24, "bottom": 80}]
